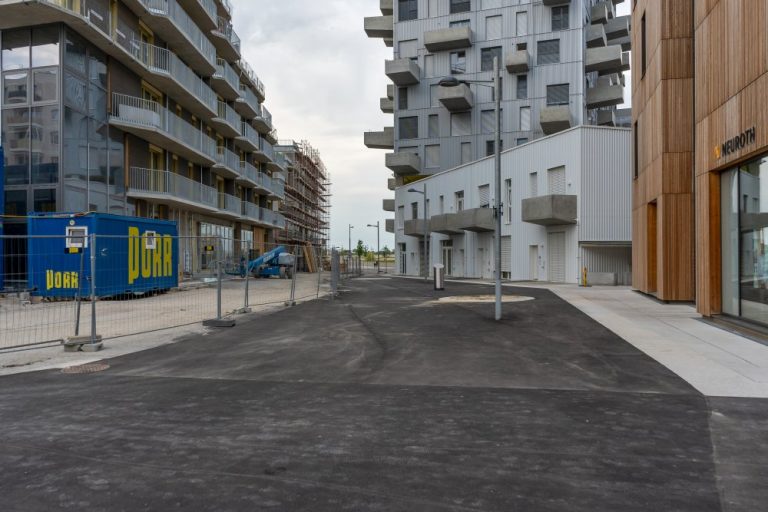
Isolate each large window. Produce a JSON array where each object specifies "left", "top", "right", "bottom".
[
  {"left": 481, "top": 46, "right": 502, "bottom": 72},
  {"left": 425, "top": 144, "right": 440, "bottom": 168},
  {"left": 516, "top": 74, "right": 528, "bottom": 99},
  {"left": 399, "top": 116, "right": 418, "bottom": 139},
  {"left": 451, "top": 112, "right": 471, "bottom": 136},
  {"left": 546, "top": 83, "right": 569, "bottom": 106},
  {"left": 641, "top": 13, "right": 647, "bottom": 77},
  {"left": 398, "top": 0, "right": 418, "bottom": 21},
  {"left": 537, "top": 39, "right": 560, "bottom": 65},
  {"left": 450, "top": 51, "right": 466, "bottom": 74},
  {"left": 398, "top": 86, "right": 408, "bottom": 110},
  {"left": 551, "top": 6, "right": 569, "bottom": 31},
  {"left": 450, "top": 0, "right": 471, "bottom": 14}
]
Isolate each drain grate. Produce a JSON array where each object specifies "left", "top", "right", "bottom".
[{"left": 61, "top": 362, "right": 110, "bottom": 375}]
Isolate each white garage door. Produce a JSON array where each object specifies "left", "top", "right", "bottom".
[{"left": 548, "top": 232, "right": 565, "bottom": 283}]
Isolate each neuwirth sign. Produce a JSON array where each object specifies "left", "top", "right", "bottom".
[{"left": 715, "top": 127, "right": 756, "bottom": 159}]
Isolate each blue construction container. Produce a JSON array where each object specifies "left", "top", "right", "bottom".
[{"left": 27, "top": 213, "right": 179, "bottom": 298}]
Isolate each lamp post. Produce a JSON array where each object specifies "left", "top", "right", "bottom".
[
  {"left": 348, "top": 224, "right": 353, "bottom": 275},
  {"left": 367, "top": 221, "right": 381, "bottom": 273},
  {"left": 407, "top": 184, "right": 428, "bottom": 281},
  {"left": 439, "top": 56, "right": 502, "bottom": 320}
]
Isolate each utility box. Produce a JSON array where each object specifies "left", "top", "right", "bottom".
[
  {"left": 27, "top": 213, "right": 179, "bottom": 298},
  {"left": 434, "top": 263, "right": 445, "bottom": 291}
]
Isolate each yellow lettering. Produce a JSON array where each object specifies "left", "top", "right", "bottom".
[
  {"left": 163, "top": 236, "right": 172, "bottom": 277},
  {"left": 128, "top": 227, "right": 140, "bottom": 285},
  {"left": 46, "top": 270, "right": 53, "bottom": 291},
  {"left": 63, "top": 273, "right": 71, "bottom": 289},
  {"left": 72, "top": 272, "right": 79, "bottom": 290},
  {"left": 141, "top": 238, "right": 151, "bottom": 279},
  {"left": 54, "top": 272, "right": 62, "bottom": 289}
]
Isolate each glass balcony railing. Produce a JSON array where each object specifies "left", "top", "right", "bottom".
[{"left": 128, "top": 168, "right": 217, "bottom": 209}]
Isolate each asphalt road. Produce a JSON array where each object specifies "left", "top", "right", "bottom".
[{"left": 0, "top": 276, "right": 765, "bottom": 511}]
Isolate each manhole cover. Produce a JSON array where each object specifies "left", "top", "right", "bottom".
[
  {"left": 61, "top": 363, "right": 110, "bottom": 374},
  {"left": 437, "top": 295, "right": 534, "bottom": 304}
]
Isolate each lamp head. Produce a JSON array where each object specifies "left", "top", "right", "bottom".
[{"left": 438, "top": 76, "right": 461, "bottom": 87}]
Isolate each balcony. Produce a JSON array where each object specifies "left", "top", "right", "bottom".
[
  {"left": 540, "top": 106, "right": 572, "bottom": 135},
  {"left": 127, "top": 167, "right": 218, "bottom": 213},
  {"left": 235, "top": 84, "right": 260, "bottom": 119},
  {"left": 253, "top": 137, "right": 274, "bottom": 164},
  {"left": 455, "top": 208, "right": 494, "bottom": 232},
  {"left": 591, "top": 2, "right": 610, "bottom": 25},
  {"left": 237, "top": 160, "right": 261, "bottom": 188},
  {"left": 241, "top": 202, "right": 282, "bottom": 227},
  {"left": 380, "top": 97, "right": 394, "bottom": 113},
  {"left": 364, "top": 15, "right": 393, "bottom": 39},
  {"left": 128, "top": 0, "right": 217, "bottom": 75},
  {"left": 236, "top": 60, "right": 266, "bottom": 102},
  {"left": 110, "top": 93, "right": 216, "bottom": 165},
  {"left": 364, "top": 128, "right": 394, "bottom": 149},
  {"left": 211, "top": 58, "right": 240, "bottom": 100},
  {"left": 218, "top": 192, "right": 242, "bottom": 219},
  {"left": 522, "top": 195, "right": 577, "bottom": 226},
  {"left": 180, "top": 0, "right": 217, "bottom": 31},
  {"left": 380, "top": 0, "right": 393, "bottom": 15},
  {"left": 586, "top": 84, "right": 624, "bottom": 109},
  {"left": 262, "top": 209, "right": 286, "bottom": 229},
  {"left": 385, "top": 152, "right": 420, "bottom": 176},
  {"left": 235, "top": 122, "right": 260, "bottom": 152},
  {"left": 404, "top": 219, "right": 429, "bottom": 237},
  {"left": 382, "top": 199, "right": 395, "bottom": 212},
  {"left": 266, "top": 129, "right": 279, "bottom": 146},
  {"left": 385, "top": 59, "right": 420, "bottom": 86},
  {"left": 605, "top": 15, "right": 630, "bottom": 40},
  {"left": 430, "top": 213, "right": 462, "bottom": 235},
  {"left": 253, "top": 105, "right": 273, "bottom": 134},
  {"left": 213, "top": 146, "right": 241, "bottom": 179},
  {"left": 585, "top": 45, "right": 624, "bottom": 74},
  {"left": 505, "top": 49, "right": 530, "bottom": 74},
  {"left": 424, "top": 26, "right": 472, "bottom": 52},
  {"left": 388, "top": 178, "right": 397, "bottom": 191},
  {"left": 586, "top": 24, "right": 607, "bottom": 48},
  {"left": 211, "top": 15, "right": 241, "bottom": 61},
  {"left": 211, "top": 101, "right": 241, "bottom": 138},
  {"left": 385, "top": 219, "right": 395, "bottom": 234},
  {"left": 438, "top": 83, "right": 473, "bottom": 112}
]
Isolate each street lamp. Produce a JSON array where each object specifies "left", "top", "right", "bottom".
[
  {"left": 439, "top": 56, "right": 502, "bottom": 321},
  {"left": 367, "top": 221, "right": 381, "bottom": 273},
  {"left": 407, "top": 184, "right": 429, "bottom": 282},
  {"left": 348, "top": 224, "right": 353, "bottom": 275}
]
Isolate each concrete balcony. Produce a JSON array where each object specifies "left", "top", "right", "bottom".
[
  {"left": 586, "top": 24, "right": 607, "bottom": 48},
  {"left": 385, "top": 219, "right": 395, "bottom": 234},
  {"left": 110, "top": 93, "right": 216, "bottom": 166},
  {"left": 455, "top": 208, "right": 494, "bottom": 232},
  {"left": 586, "top": 84, "right": 624, "bottom": 109},
  {"left": 380, "top": 97, "right": 394, "bottom": 113},
  {"left": 404, "top": 219, "right": 429, "bottom": 237},
  {"left": 364, "top": 15, "right": 393, "bottom": 39},
  {"left": 384, "top": 38, "right": 394, "bottom": 48},
  {"left": 211, "top": 58, "right": 240, "bottom": 100},
  {"left": 253, "top": 105, "right": 273, "bottom": 134},
  {"left": 430, "top": 213, "right": 462, "bottom": 235},
  {"left": 597, "top": 72, "right": 625, "bottom": 88},
  {"left": 127, "top": 167, "right": 218, "bottom": 213},
  {"left": 605, "top": 15, "right": 630, "bottom": 39},
  {"left": 213, "top": 146, "right": 241, "bottom": 179},
  {"left": 521, "top": 195, "right": 577, "bottom": 226},
  {"left": 211, "top": 15, "right": 241, "bottom": 61},
  {"left": 505, "top": 49, "right": 530, "bottom": 74},
  {"left": 235, "top": 85, "right": 260, "bottom": 119},
  {"left": 424, "top": 26, "right": 472, "bottom": 52},
  {"left": 591, "top": 2, "right": 611, "bottom": 25},
  {"left": 385, "top": 152, "right": 421, "bottom": 176},
  {"left": 385, "top": 59, "right": 420, "bottom": 86},
  {"left": 596, "top": 108, "right": 631, "bottom": 128},
  {"left": 597, "top": 52, "right": 630, "bottom": 75},
  {"left": 235, "top": 122, "right": 260, "bottom": 152},
  {"left": 180, "top": 0, "right": 218, "bottom": 31},
  {"left": 608, "top": 35, "right": 632, "bottom": 52},
  {"left": 236, "top": 160, "right": 260, "bottom": 188},
  {"left": 543, "top": 0, "right": 571, "bottom": 5},
  {"left": 540, "top": 106, "right": 572, "bottom": 135},
  {"left": 380, "top": 0, "right": 393, "bottom": 15},
  {"left": 218, "top": 192, "right": 242, "bottom": 219},
  {"left": 211, "top": 101, "right": 241, "bottom": 138},
  {"left": 365, "top": 128, "right": 394, "bottom": 149},
  {"left": 585, "top": 45, "right": 623, "bottom": 74},
  {"left": 383, "top": 199, "right": 395, "bottom": 212},
  {"left": 438, "top": 83, "right": 473, "bottom": 112},
  {"left": 388, "top": 178, "right": 397, "bottom": 191}
]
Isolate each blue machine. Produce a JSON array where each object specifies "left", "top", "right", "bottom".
[
  {"left": 247, "top": 245, "right": 295, "bottom": 279},
  {"left": 27, "top": 213, "right": 179, "bottom": 298}
]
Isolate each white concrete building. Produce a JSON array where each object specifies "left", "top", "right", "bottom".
[{"left": 394, "top": 125, "right": 631, "bottom": 284}]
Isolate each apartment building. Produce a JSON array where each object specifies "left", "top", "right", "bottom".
[
  {"left": 632, "top": 0, "right": 768, "bottom": 328},
  {"left": 0, "top": 0, "right": 286, "bottom": 266}
]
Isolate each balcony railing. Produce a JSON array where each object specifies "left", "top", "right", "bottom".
[
  {"left": 139, "top": 0, "right": 216, "bottom": 68},
  {"left": 215, "top": 101, "right": 241, "bottom": 135},
  {"left": 128, "top": 167, "right": 217, "bottom": 209},
  {"left": 214, "top": 16, "right": 241, "bottom": 53},
  {"left": 215, "top": 146, "right": 240, "bottom": 175},
  {"left": 240, "top": 122, "right": 259, "bottom": 147},
  {"left": 261, "top": 137, "right": 275, "bottom": 161},
  {"left": 110, "top": 93, "right": 217, "bottom": 161},
  {"left": 239, "top": 160, "right": 259, "bottom": 184},
  {"left": 213, "top": 57, "right": 240, "bottom": 95},
  {"left": 219, "top": 0, "right": 233, "bottom": 17},
  {"left": 219, "top": 192, "right": 241, "bottom": 215},
  {"left": 237, "top": 84, "right": 260, "bottom": 115},
  {"left": 193, "top": 0, "right": 217, "bottom": 24},
  {"left": 237, "top": 60, "right": 265, "bottom": 100}
]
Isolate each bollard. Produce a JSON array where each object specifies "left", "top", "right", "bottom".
[
  {"left": 581, "top": 266, "right": 590, "bottom": 287},
  {"left": 204, "top": 260, "right": 235, "bottom": 327}
]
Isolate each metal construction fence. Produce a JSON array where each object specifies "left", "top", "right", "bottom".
[{"left": 0, "top": 235, "right": 338, "bottom": 351}]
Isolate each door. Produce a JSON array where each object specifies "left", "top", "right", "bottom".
[
  {"left": 548, "top": 232, "right": 565, "bottom": 282},
  {"left": 441, "top": 240, "right": 453, "bottom": 276},
  {"left": 529, "top": 245, "right": 539, "bottom": 281},
  {"left": 399, "top": 243, "right": 407, "bottom": 274}
]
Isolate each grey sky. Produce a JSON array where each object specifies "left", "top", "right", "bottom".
[{"left": 232, "top": 0, "right": 630, "bottom": 251}]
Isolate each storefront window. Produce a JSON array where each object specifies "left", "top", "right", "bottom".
[{"left": 738, "top": 157, "right": 768, "bottom": 324}]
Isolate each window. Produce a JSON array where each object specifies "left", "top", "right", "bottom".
[
  {"left": 65, "top": 226, "right": 88, "bottom": 249},
  {"left": 478, "top": 184, "right": 490, "bottom": 207},
  {"left": 486, "top": 15, "right": 502, "bottom": 40},
  {"left": 399, "top": 116, "right": 418, "bottom": 139},
  {"left": 485, "top": 140, "right": 496, "bottom": 157},
  {"left": 516, "top": 11, "right": 527, "bottom": 36},
  {"left": 450, "top": 0, "right": 471, "bottom": 14},
  {"left": 517, "top": 42, "right": 527, "bottom": 51},
  {"left": 451, "top": 112, "right": 471, "bottom": 136},
  {"left": 519, "top": 106, "right": 530, "bottom": 131},
  {"left": 455, "top": 191, "right": 464, "bottom": 212},
  {"left": 504, "top": 179, "right": 512, "bottom": 223},
  {"left": 425, "top": 54, "right": 435, "bottom": 77},
  {"left": 398, "top": 0, "right": 417, "bottom": 21},
  {"left": 529, "top": 172, "right": 538, "bottom": 197},
  {"left": 537, "top": 39, "right": 560, "bottom": 65},
  {"left": 633, "top": 121, "right": 639, "bottom": 179},
  {"left": 450, "top": 20, "right": 470, "bottom": 28},
  {"left": 428, "top": 114, "right": 439, "bottom": 138},
  {"left": 397, "top": 205, "right": 405, "bottom": 228},
  {"left": 439, "top": 195, "right": 445, "bottom": 214},
  {"left": 411, "top": 202, "right": 419, "bottom": 219},
  {"left": 641, "top": 13, "right": 647, "bottom": 77},
  {"left": 430, "top": 84, "right": 441, "bottom": 107},
  {"left": 516, "top": 74, "right": 527, "bottom": 99},
  {"left": 425, "top": 144, "right": 440, "bottom": 168},
  {"left": 548, "top": 166, "right": 566, "bottom": 194},
  {"left": 551, "top": 6, "right": 569, "bottom": 31},
  {"left": 398, "top": 87, "right": 408, "bottom": 110},
  {"left": 546, "top": 83, "right": 569, "bottom": 106},
  {"left": 399, "top": 39, "right": 418, "bottom": 59},
  {"left": 450, "top": 51, "right": 466, "bottom": 74},
  {"left": 516, "top": 137, "right": 528, "bottom": 145},
  {"left": 461, "top": 142, "right": 472, "bottom": 164},
  {"left": 481, "top": 109, "right": 497, "bottom": 133},
  {"left": 481, "top": 46, "right": 502, "bottom": 71}
]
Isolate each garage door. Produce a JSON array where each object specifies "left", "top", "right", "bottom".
[
  {"left": 501, "top": 236, "right": 511, "bottom": 273},
  {"left": 548, "top": 232, "right": 565, "bottom": 282}
]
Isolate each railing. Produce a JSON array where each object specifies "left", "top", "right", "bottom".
[
  {"left": 193, "top": 0, "right": 217, "bottom": 23},
  {"left": 214, "top": 58, "right": 240, "bottom": 93},
  {"left": 263, "top": 210, "right": 287, "bottom": 229},
  {"left": 241, "top": 201, "right": 262, "bottom": 223},
  {"left": 139, "top": 0, "right": 216, "bottom": 67},
  {"left": 237, "top": 60, "right": 266, "bottom": 99},
  {"left": 238, "top": 84, "right": 260, "bottom": 113},
  {"left": 219, "top": 0, "right": 233, "bottom": 17},
  {"left": 270, "top": 178, "right": 285, "bottom": 199},
  {"left": 215, "top": 146, "right": 240, "bottom": 175},
  {"left": 239, "top": 160, "right": 259, "bottom": 184},
  {"left": 111, "top": 93, "right": 216, "bottom": 160},
  {"left": 219, "top": 192, "right": 241, "bottom": 215},
  {"left": 128, "top": 167, "right": 217, "bottom": 208},
  {"left": 216, "top": 101, "right": 241, "bottom": 134},
  {"left": 261, "top": 136, "right": 275, "bottom": 160},
  {"left": 240, "top": 122, "right": 259, "bottom": 147},
  {"left": 215, "top": 16, "right": 241, "bottom": 54},
  {"left": 44, "top": 0, "right": 110, "bottom": 35}
]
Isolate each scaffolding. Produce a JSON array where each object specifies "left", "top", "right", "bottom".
[{"left": 274, "top": 140, "right": 331, "bottom": 249}]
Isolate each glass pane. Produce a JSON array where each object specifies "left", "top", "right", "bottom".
[
  {"left": 32, "top": 26, "right": 60, "bottom": 67},
  {"left": 63, "top": 107, "right": 88, "bottom": 212},
  {"left": 64, "top": 72, "right": 87, "bottom": 112},
  {"left": 31, "top": 106, "right": 59, "bottom": 184},
  {"left": 721, "top": 169, "right": 739, "bottom": 316},
  {"left": 4, "top": 189, "right": 27, "bottom": 215},
  {"left": 739, "top": 157, "right": 768, "bottom": 324},
  {"left": 2, "top": 108, "right": 30, "bottom": 185},
  {"left": 89, "top": 49, "right": 107, "bottom": 88},
  {"left": 64, "top": 31, "right": 87, "bottom": 75},
  {"left": 33, "top": 188, "right": 57, "bottom": 213},
  {"left": 3, "top": 70, "right": 28, "bottom": 105},
  {"left": 33, "top": 68, "right": 57, "bottom": 102},
  {"left": 2, "top": 29, "right": 30, "bottom": 70}
]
